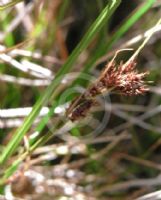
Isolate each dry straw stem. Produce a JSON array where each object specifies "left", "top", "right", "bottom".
[
  {"left": 94, "top": 175, "right": 161, "bottom": 196},
  {"left": 124, "top": 16, "right": 161, "bottom": 69},
  {"left": 95, "top": 22, "right": 161, "bottom": 67}
]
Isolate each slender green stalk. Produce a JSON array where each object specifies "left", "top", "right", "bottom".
[
  {"left": 0, "top": 0, "right": 121, "bottom": 164},
  {"left": 0, "top": 120, "right": 69, "bottom": 184}
]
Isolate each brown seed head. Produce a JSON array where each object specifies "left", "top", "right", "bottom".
[
  {"left": 66, "top": 59, "right": 149, "bottom": 121},
  {"left": 98, "top": 60, "right": 149, "bottom": 96}
]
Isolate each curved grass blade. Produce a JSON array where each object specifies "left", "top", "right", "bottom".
[{"left": 0, "top": 0, "right": 121, "bottom": 165}]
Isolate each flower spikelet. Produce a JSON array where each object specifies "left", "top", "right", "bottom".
[
  {"left": 66, "top": 59, "right": 149, "bottom": 121},
  {"left": 97, "top": 60, "right": 149, "bottom": 96}
]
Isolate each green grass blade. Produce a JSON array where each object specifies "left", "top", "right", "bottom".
[
  {"left": 0, "top": 0, "right": 121, "bottom": 164},
  {"left": 101, "top": 0, "right": 156, "bottom": 56},
  {"left": 0, "top": 0, "right": 22, "bottom": 10}
]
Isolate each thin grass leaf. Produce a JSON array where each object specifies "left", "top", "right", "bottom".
[
  {"left": 0, "top": 0, "right": 22, "bottom": 10},
  {"left": 0, "top": 0, "right": 121, "bottom": 165}
]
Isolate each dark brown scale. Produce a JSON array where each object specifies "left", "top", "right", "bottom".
[
  {"left": 69, "top": 99, "right": 94, "bottom": 121},
  {"left": 85, "top": 85, "right": 100, "bottom": 98}
]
